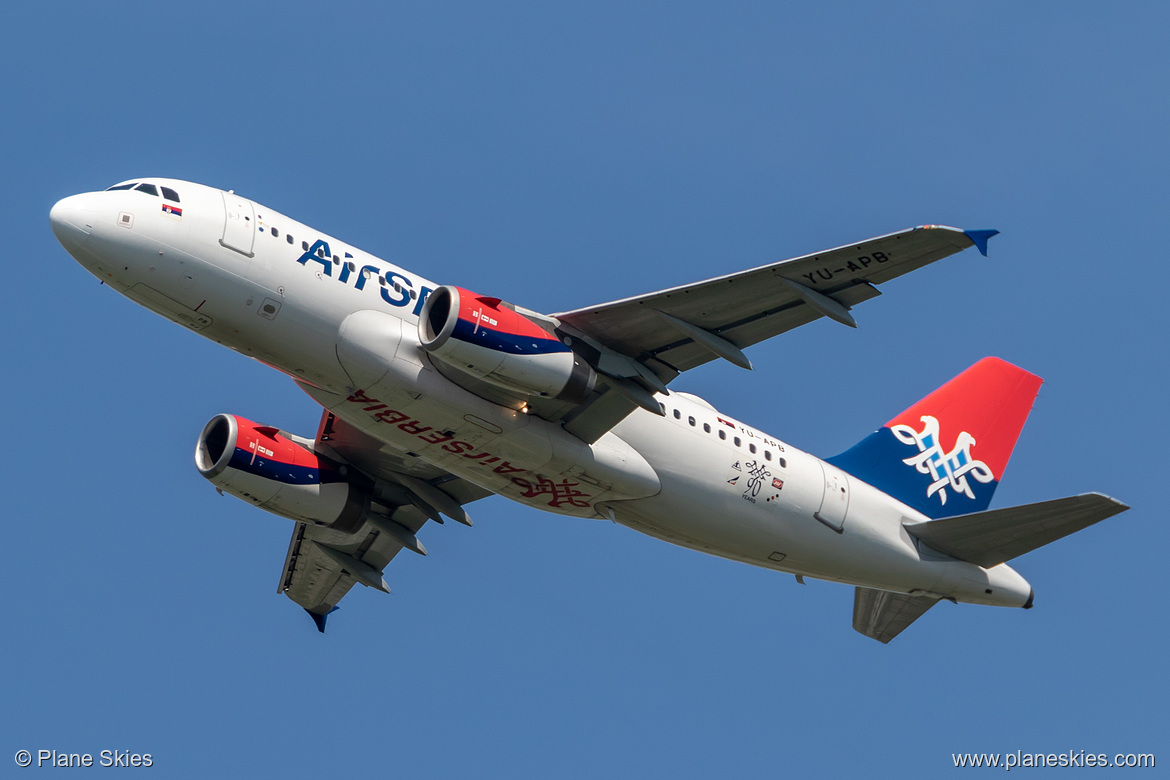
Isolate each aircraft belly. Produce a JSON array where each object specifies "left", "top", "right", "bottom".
[{"left": 300, "top": 342, "right": 661, "bottom": 517}]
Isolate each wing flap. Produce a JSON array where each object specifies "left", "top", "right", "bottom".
[
  {"left": 904, "top": 493, "right": 1129, "bottom": 568},
  {"left": 853, "top": 587, "right": 940, "bottom": 643}
]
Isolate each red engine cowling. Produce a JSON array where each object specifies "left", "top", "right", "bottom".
[
  {"left": 195, "top": 414, "right": 369, "bottom": 530},
  {"left": 418, "top": 285, "right": 595, "bottom": 402}
]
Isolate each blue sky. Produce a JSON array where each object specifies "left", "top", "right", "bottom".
[{"left": 4, "top": 3, "right": 1166, "bottom": 776}]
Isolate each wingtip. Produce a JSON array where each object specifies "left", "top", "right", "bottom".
[
  {"left": 306, "top": 606, "right": 339, "bottom": 633},
  {"left": 963, "top": 229, "right": 1000, "bottom": 257},
  {"left": 307, "top": 610, "right": 327, "bottom": 633}
]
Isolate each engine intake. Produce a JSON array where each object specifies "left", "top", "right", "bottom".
[
  {"left": 418, "top": 285, "right": 594, "bottom": 402},
  {"left": 196, "top": 414, "right": 369, "bottom": 531}
]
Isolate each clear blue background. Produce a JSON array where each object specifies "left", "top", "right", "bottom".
[{"left": 4, "top": 3, "right": 1165, "bottom": 776}]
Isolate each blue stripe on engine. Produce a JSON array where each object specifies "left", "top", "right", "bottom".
[
  {"left": 452, "top": 318, "right": 569, "bottom": 355},
  {"left": 228, "top": 447, "right": 344, "bottom": 485}
]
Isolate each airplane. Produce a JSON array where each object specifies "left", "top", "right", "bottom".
[{"left": 49, "top": 177, "right": 1129, "bottom": 642}]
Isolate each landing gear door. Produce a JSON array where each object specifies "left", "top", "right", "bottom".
[
  {"left": 220, "top": 192, "right": 256, "bottom": 257},
  {"left": 815, "top": 461, "right": 850, "bottom": 533}
]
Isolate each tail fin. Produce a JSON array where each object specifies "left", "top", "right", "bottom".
[{"left": 827, "top": 357, "right": 1043, "bottom": 519}]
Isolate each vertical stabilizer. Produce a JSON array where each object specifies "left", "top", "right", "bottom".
[{"left": 827, "top": 357, "right": 1043, "bottom": 519}]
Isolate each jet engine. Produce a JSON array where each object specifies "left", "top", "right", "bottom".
[
  {"left": 195, "top": 414, "right": 370, "bottom": 530},
  {"left": 418, "top": 285, "right": 595, "bottom": 403}
]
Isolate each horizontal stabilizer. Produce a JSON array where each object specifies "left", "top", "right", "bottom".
[
  {"left": 853, "top": 587, "right": 939, "bottom": 643},
  {"left": 904, "top": 492, "right": 1129, "bottom": 568}
]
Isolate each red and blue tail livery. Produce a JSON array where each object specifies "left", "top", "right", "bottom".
[{"left": 828, "top": 357, "right": 1043, "bottom": 519}]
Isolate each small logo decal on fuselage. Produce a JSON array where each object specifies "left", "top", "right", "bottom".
[{"left": 890, "top": 415, "right": 994, "bottom": 506}]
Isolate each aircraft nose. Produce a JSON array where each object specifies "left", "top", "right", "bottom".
[{"left": 49, "top": 193, "right": 98, "bottom": 250}]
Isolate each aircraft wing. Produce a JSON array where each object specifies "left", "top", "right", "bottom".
[
  {"left": 555, "top": 225, "right": 995, "bottom": 376},
  {"left": 277, "top": 411, "right": 492, "bottom": 631},
  {"left": 544, "top": 226, "right": 994, "bottom": 441}
]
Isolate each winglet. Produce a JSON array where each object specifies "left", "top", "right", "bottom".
[
  {"left": 306, "top": 606, "right": 339, "bottom": 633},
  {"left": 963, "top": 229, "right": 999, "bottom": 257}
]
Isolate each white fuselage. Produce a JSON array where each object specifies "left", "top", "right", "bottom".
[{"left": 50, "top": 179, "right": 1032, "bottom": 608}]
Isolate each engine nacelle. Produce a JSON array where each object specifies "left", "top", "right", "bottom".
[
  {"left": 195, "top": 414, "right": 369, "bottom": 530},
  {"left": 418, "top": 285, "right": 595, "bottom": 403}
]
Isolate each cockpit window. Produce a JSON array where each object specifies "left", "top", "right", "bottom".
[
  {"left": 160, "top": 186, "right": 180, "bottom": 202},
  {"left": 134, "top": 183, "right": 159, "bottom": 196},
  {"left": 105, "top": 182, "right": 137, "bottom": 191}
]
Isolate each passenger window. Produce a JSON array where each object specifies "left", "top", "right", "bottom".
[
  {"left": 764, "top": 450, "right": 772, "bottom": 461},
  {"left": 734, "top": 437, "right": 741, "bottom": 447},
  {"left": 271, "top": 227, "right": 279, "bottom": 238},
  {"left": 134, "top": 183, "right": 159, "bottom": 196},
  {"left": 160, "top": 186, "right": 180, "bottom": 202},
  {"left": 719, "top": 430, "right": 726, "bottom": 440},
  {"left": 749, "top": 443, "right": 757, "bottom": 453},
  {"left": 703, "top": 423, "right": 711, "bottom": 433},
  {"left": 287, "top": 234, "right": 294, "bottom": 244},
  {"left": 779, "top": 458, "right": 787, "bottom": 468},
  {"left": 410, "top": 290, "right": 417, "bottom": 299},
  {"left": 333, "top": 255, "right": 341, "bottom": 265},
  {"left": 688, "top": 416, "right": 696, "bottom": 427},
  {"left": 673, "top": 409, "right": 681, "bottom": 420},
  {"left": 105, "top": 183, "right": 136, "bottom": 191},
  {"left": 302, "top": 241, "right": 309, "bottom": 251}
]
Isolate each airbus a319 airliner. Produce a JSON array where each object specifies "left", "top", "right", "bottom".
[{"left": 50, "top": 178, "right": 1128, "bottom": 642}]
